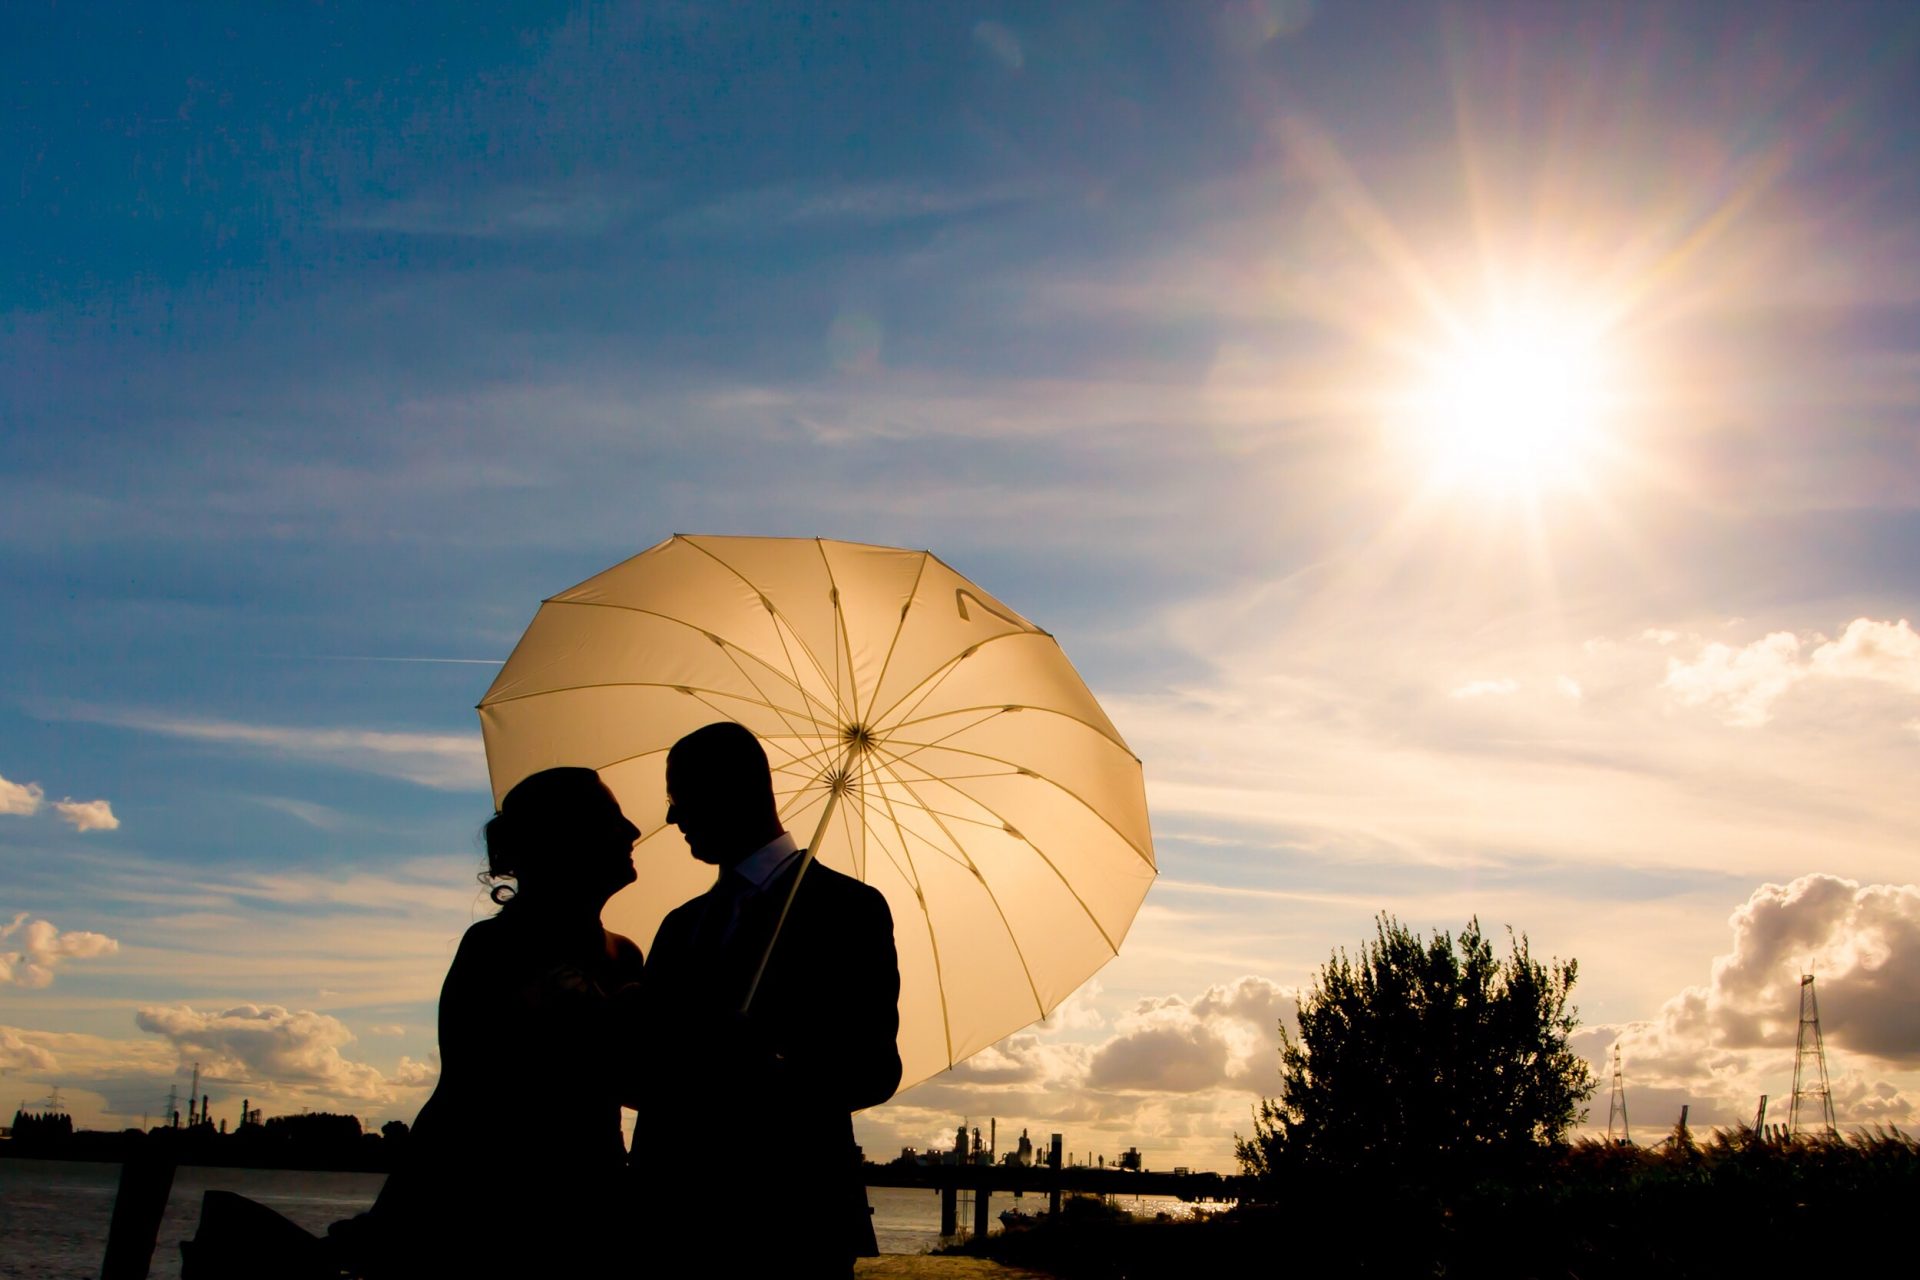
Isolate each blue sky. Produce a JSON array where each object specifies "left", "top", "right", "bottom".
[{"left": 6, "top": 1, "right": 1920, "bottom": 1167}]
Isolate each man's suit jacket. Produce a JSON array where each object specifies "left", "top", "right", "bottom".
[{"left": 639, "top": 855, "right": 901, "bottom": 1272}]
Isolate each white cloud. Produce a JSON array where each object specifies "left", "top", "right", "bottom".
[
  {"left": 134, "top": 1003, "right": 425, "bottom": 1105},
  {"left": 93, "top": 712, "right": 486, "bottom": 790},
  {"left": 1, "top": 1026, "right": 58, "bottom": 1073},
  {"left": 1582, "top": 876, "right": 1920, "bottom": 1133},
  {"left": 1808, "top": 618, "right": 1920, "bottom": 692},
  {"left": 865, "top": 975, "right": 1293, "bottom": 1170},
  {"left": 1557, "top": 676, "right": 1583, "bottom": 701},
  {"left": 0, "top": 915, "right": 121, "bottom": 988},
  {"left": 1663, "top": 631, "right": 1804, "bottom": 727},
  {"left": 53, "top": 798, "right": 119, "bottom": 832},
  {"left": 1664, "top": 618, "right": 1920, "bottom": 728},
  {"left": 390, "top": 1054, "right": 439, "bottom": 1089},
  {"left": 1088, "top": 976, "right": 1293, "bottom": 1092},
  {"left": 1450, "top": 678, "right": 1519, "bottom": 699},
  {"left": 0, "top": 772, "right": 45, "bottom": 815}
]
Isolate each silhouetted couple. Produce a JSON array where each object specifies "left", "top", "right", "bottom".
[{"left": 349, "top": 722, "right": 901, "bottom": 1279}]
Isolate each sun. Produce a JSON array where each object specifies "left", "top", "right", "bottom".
[{"left": 1407, "top": 307, "right": 1611, "bottom": 495}]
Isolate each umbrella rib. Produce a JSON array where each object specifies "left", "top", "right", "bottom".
[
  {"left": 872, "top": 742, "right": 1122, "bottom": 960},
  {"left": 709, "top": 634, "right": 822, "bottom": 744},
  {"left": 482, "top": 679, "right": 820, "bottom": 725},
  {"left": 864, "top": 550, "right": 930, "bottom": 725},
  {"left": 853, "top": 760, "right": 924, "bottom": 894},
  {"left": 875, "top": 736, "right": 1154, "bottom": 867},
  {"left": 529, "top": 599, "right": 839, "bottom": 724},
  {"left": 862, "top": 758, "right": 956, "bottom": 1066},
  {"left": 867, "top": 630, "right": 1045, "bottom": 732},
  {"left": 886, "top": 703, "right": 1134, "bottom": 756},
  {"left": 676, "top": 538, "right": 846, "bottom": 720},
  {"left": 767, "top": 614, "right": 832, "bottom": 743},
  {"left": 814, "top": 538, "right": 859, "bottom": 726},
  {"left": 768, "top": 737, "right": 853, "bottom": 778},
  {"left": 869, "top": 753, "right": 1048, "bottom": 1020}
]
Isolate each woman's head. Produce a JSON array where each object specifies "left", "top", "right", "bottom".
[{"left": 483, "top": 767, "right": 639, "bottom": 909}]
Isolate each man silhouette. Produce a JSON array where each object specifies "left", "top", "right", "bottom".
[{"left": 636, "top": 722, "right": 901, "bottom": 1279}]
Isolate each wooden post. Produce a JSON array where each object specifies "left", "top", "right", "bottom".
[
  {"left": 100, "top": 1151, "right": 176, "bottom": 1280},
  {"left": 973, "top": 1184, "right": 991, "bottom": 1239},
  {"left": 1048, "top": 1133, "right": 1063, "bottom": 1216},
  {"left": 939, "top": 1185, "right": 958, "bottom": 1236}
]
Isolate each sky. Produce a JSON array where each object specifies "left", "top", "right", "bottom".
[{"left": 5, "top": 0, "right": 1920, "bottom": 1172}]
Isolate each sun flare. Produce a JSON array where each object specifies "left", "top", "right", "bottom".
[{"left": 1409, "top": 310, "right": 1610, "bottom": 495}]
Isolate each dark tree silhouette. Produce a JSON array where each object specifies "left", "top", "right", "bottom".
[{"left": 1238, "top": 914, "right": 1595, "bottom": 1185}]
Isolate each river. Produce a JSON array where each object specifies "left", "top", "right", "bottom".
[{"left": 0, "top": 1158, "right": 1215, "bottom": 1277}]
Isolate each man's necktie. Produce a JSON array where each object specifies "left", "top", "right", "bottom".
[{"left": 699, "top": 871, "right": 755, "bottom": 953}]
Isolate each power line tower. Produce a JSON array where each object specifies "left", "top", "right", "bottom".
[
  {"left": 1605, "top": 1043, "right": 1630, "bottom": 1145},
  {"left": 1788, "top": 973, "right": 1837, "bottom": 1138}
]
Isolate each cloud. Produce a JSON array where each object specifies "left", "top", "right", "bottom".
[
  {"left": 92, "top": 712, "right": 486, "bottom": 790},
  {"left": 390, "top": 1054, "right": 439, "bottom": 1089},
  {"left": 972, "top": 21, "right": 1024, "bottom": 70},
  {"left": 1, "top": 1026, "right": 58, "bottom": 1073},
  {"left": 0, "top": 772, "right": 45, "bottom": 815},
  {"left": 0, "top": 915, "right": 121, "bottom": 988},
  {"left": 53, "top": 798, "right": 119, "bottom": 832},
  {"left": 1450, "top": 678, "right": 1519, "bottom": 699},
  {"left": 1088, "top": 976, "right": 1292, "bottom": 1093},
  {"left": 1664, "top": 618, "right": 1920, "bottom": 727},
  {"left": 1677, "top": 875, "right": 1920, "bottom": 1063},
  {"left": 134, "top": 1003, "right": 420, "bottom": 1104},
  {"left": 867, "top": 975, "right": 1293, "bottom": 1169},
  {"left": 1583, "top": 876, "right": 1920, "bottom": 1132},
  {"left": 1663, "top": 631, "right": 1804, "bottom": 727}
]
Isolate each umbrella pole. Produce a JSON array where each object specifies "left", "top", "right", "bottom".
[{"left": 740, "top": 761, "right": 847, "bottom": 1014}]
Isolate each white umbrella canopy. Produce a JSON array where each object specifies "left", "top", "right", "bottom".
[{"left": 478, "top": 534, "right": 1156, "bottom": 1091}]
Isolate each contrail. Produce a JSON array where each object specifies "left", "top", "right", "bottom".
[{"left": 312, "top": 656, "right": 505, "bottom": 665}]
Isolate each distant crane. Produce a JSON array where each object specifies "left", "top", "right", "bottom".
[
  {"left": 1788, "top": 973, "right": 1837, "bottom": 1137},
  {"left": 1605, "top": 1044, "right": 1630, "bottom": 1145}
]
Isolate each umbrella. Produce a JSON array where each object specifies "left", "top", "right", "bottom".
[{"left": 477, "top": 535, "right": 1156, "bottom": 1091}]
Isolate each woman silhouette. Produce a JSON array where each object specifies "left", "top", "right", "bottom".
[
  {"left": 340, "top": 766, "right": 645, "bottom": 1277},
  {"left": 184, "top": 768, "right": 645, "bottom": 1280}
]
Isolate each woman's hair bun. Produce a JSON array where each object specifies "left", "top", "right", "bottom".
[{"left": 479, "top": 766, "right": 604, "bottom": 906}]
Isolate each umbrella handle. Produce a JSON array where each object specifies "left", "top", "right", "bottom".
[{"left": 739, "top": 770, "right": 844, "bottom": 1014}]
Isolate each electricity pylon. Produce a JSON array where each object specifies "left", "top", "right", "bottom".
[
  {"left": 1605, "top": 1043, "right": 1630, "bottom": 1145},
  {"left": 1788, "top": 973, "right": 1837, "bottom": 1138}
]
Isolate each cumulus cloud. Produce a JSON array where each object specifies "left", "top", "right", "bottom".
[
  {"left": 53, "top": 798, "right": 119, "bottom": 832},
  {"left": 1663, "top": 631, "right": 1804, "bottom": 726},
  {"left": 1586, "top": 876, "right": 1920, "bottom": 1132},
  {"left": 135, "top": 1003, "right": 413, "bottom": 1103},
  {"left": 0, "top": 772, "right": 46, "bottom": 815},
  {"left": 0, "top": 915, "right": 121, "bottom": 988},
  {"left": 1664, "top": 618, "right": 1920, "bottom": 727},
  {"left": 869, "top": 976, "right": 1293, "bottom": 1169},
  {"left": 1, "top": 1026, "right": 58, "bottom": 1073},
  {"left": 390, "top": 1054, "right": 439, "bottom": 1089},
  {"left": 1450, "top": 678, "right": 1519, "bottom": 699},
  {"left": 1087, "top": 976, "right": 1292, "bottom": 1093},
  {"left": 1678, "top": 875, "right": 1920, "bottom": 1062}
]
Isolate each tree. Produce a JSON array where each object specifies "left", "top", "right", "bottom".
[{"left": 1238, "top": 915, "right": 1595, "bottom": 1184}]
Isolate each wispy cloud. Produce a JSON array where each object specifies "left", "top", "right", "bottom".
[
  {"left": 1450, "top": 678, "right": 1519, "bottom": 699},
  {"left": 83, "top": 712, "right": 486, "bottom": 791}
]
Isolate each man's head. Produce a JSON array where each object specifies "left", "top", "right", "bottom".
[{"left": 665, "top": 721, "right": 784, "bottom": 868}]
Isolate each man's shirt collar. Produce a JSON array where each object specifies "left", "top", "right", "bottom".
[{"left": 730, "top": 831, "right": 800, "bottom": 892}]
